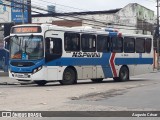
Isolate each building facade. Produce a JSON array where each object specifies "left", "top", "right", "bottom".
[{"left": 32, "top": 3, "right": 155, "bottom": 35}]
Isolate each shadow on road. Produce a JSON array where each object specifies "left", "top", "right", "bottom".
[{"left": 15, "top": 78, "right": 152, "bottom": 88}]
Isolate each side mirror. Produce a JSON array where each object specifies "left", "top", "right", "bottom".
[{"left": 3, "top": 36, "right": 10, "bottom": 52}]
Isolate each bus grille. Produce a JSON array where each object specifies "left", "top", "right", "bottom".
[{"left": 10, "top": 62, "right": 35, "bottom": 67}]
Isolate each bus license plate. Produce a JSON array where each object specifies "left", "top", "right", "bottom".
[{"left": 15, "top": 73, "right": 28, "bottom": 78}]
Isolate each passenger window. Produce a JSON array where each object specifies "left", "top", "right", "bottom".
[
  {"left": 64, "top": 33, "right": 80, "bottom": 51},
  {"left": 135, "top": 38, "right": 145, "bottom": 53},
  {"left": 97, "top": 35, "right": 109, "bottom": 52},
  {"left": 111, "top": 37, "right": 123, "bottom": 53},
  {"left": 145, "top": 38, "right": 152, "bottom": 53},
  {"left": 81, "top": 34, "right": 96, "bottom": 52},
  {"left": 124, "top": 37, "right": 135, "bottom": 53}
]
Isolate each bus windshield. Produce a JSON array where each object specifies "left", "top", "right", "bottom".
[{"left": 10, "top": 36, "right": 44, "bottom": 60}]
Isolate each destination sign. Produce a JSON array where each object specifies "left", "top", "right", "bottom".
[{"left": 12, "top": 27, "right": 41, "bottom": 33}]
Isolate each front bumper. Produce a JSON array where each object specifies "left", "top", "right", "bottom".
[{"left": 9, "top": 67, "right": 47, "bottom": 81}]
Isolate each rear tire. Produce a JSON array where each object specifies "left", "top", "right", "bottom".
[
  {"left": 91, "top": 78, "right": 103, "bottom": 83},
  {"left": 113, "top": 66, "right": 129, "bottom": 82},
  {"left": 35, "top": 80, "right": 47, "bottom": 86},
  {"left": 59, "top": 67, "right": 77, "bottom": 85}
]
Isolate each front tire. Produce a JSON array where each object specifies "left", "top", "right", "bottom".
[
  {"left": 59, "top": 67, "right": 77, "bottom": 85},
  {"left": 113, "top": 66, "right": 129, "bottom": 82}
]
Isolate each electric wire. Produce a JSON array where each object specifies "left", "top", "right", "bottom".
[{"left": 2, "top": 0, "right": 150, "bottom": 30}]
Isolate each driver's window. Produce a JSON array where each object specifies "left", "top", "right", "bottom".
[{"left": 45, "top": 37, "right": 62, "bottom": 55}]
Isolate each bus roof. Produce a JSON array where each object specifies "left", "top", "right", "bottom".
[{"left": 12, "top": 24, "right": 153, "bottom": 38}]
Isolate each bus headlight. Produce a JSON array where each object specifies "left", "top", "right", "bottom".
[
  {"left": 38, "top": 66, "right": 42, "bottom": 71},
  {"left": 33, "top": 69, "right": 37, "bottom": 74},
  {"left": 33, "top": 66, "right": 42, "bottom": 74}
]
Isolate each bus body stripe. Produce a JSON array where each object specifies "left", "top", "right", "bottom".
[{"left": 110, "top": 53, "right": 117, "bottom": 77}]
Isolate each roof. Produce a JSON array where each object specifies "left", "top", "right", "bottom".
[{"left": 32, "top": 8, "right": 121, "bottom": 17}]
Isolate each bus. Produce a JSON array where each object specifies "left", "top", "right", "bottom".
[{"left": 4, "top": 24, "right": 153, "bottom": 85}]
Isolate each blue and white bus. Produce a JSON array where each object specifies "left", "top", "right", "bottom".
[{"left": 4, "top": 24, "right": 153, "bottom": 85}]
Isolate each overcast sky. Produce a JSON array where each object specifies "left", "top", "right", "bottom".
[{"left": 32, "top": 0, "right": 157, "bottom": 13}]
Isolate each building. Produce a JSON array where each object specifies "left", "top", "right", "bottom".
[{"left": 32, "top": 3, "right": 155, "bottom": 35}]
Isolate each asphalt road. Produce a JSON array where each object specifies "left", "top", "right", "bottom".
[{"left": 0, "top": 71, "right": 160, "bottom": 119}]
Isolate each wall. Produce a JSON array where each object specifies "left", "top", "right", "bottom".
[
  {"left": 53, "top": 20, "right": 82, "bottom": 27},
  {"left": 115, "top": 3, "right": 137, "bottom": 26},
  {"left": 136, "top": 4, "right": 154, "bottom": 23}
]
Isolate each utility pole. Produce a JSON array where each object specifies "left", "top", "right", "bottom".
[{"left": 157, "top": 0, "right": 159, "bottom": 70}]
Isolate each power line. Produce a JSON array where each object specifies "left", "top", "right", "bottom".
[
  {"left": 28, "top": 1, "right": 152, "bottom": 28},
  {"left": 2, "top": 0, "right": 146, "bottom": 30},
  {"left": 5, "top": 0, "right": 111, "bottom": 25},
  {"left": 4, "top": 0, "right": 119, "bottom": 27},
  {"left": 32, "top": 0, "right": 89, "bottom": 12},
  {"left": 2, "top": 0, "right": 109, "bottom": 28},
  {"left": 0, "top": 2, "right": 120, "bottom": 29},
  {"left": 3, "top": 0, "right": 133, "bottom": 27}
]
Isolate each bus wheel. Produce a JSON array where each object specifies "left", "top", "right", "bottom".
[
  {"left": 35, "top": 80, "right": 47, "bottom": 86},
  {"left": 60, "top": 68, "right": 77, "bottom": 85},
  {"left": 91, "top": 78, "right": 103, "bottom": 83},
  {"left": 113, "top": 66, "right": 129, "bottom": 82}
]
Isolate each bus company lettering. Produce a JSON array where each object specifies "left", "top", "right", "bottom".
[{"left": 72, "top": 52, "right": 100, "bottom": 58}]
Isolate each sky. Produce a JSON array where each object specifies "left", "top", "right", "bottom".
[{"left": 32, "top": 0, "right": 157, "bottom": 13}]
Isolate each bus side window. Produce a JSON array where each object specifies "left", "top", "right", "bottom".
[
  {"left": 97, "top": 35, "right": 109, "bottom": 52},
  {"left": 135, "top": 38, "right": 145, "bottom": 53},
  {"left": 145, "top": 38, "right": 152, "bottom": 53},
  {"left": 64, "top": 33, "right": 80, "bottom": 52},
  {"left": 111, "top": 36, "right": 123, "bottom": 53},
  {"left": 124, "top": 37, "right": 135, "bottom": 53},
  {"left": 81, "top": 34, "right": 96, "bottom": 52}
]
